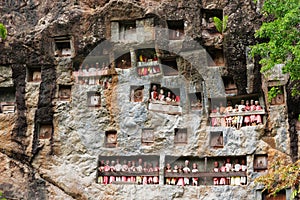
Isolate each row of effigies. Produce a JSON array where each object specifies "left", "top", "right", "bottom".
[
  {"left": 75, "top": 75, "right": 112, "bottom": 88},
  {"left": 136, "top": 53, "right": 160, "bottom": 76},
  {"left": 78, "top": 63, "right": 111, "bottom": 75},
  {"left": 212, "top": 158, "right": 247, "bottom": 186},
  {"left": 210, "top": 99, "right": 265, "bottom": 129},
  {"left": 165, "top": 160, "right": 199, "bottom": 186},
  {"left": 97, "top": 158, "right": 159, "bottom": 185},
  {"left": 137, "top": 65, "right": 161, "bottom": 76},
  {"left": 165, "top": 159, "right": 247, "bottom": 186},
  {"left": 73, "top": 63, "right": 113, "bottom": 86},
  {"left": 149, "top": 85, "right": 180, "bottom": 104}
]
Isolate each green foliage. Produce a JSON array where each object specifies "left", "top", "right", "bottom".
[
  {"left": 252, "top": 2, "right": 300, "bottom": 198},
  {"left": 255, "top": 158, "right": 300, "bottom": 199},
  {"left": 0, "top": 191, "right": 6, "bottom": 200},
  {"left": 267, "top": 86, "right": 282, "bottom": 102},
  {"left": 291, "top": 87, "right": 300, "bottom": 97},
  {"left": 250, "top": 0, "right": 300, "bottom": 81},
  {"left": 223, "top": 15, "right": 228, "bottom": 32},
  {"left": 0, "top": 23, "right": 7, "bottom": 40},
  {"left": 213, "top": 17, "right": 222, "bottom": 33},
  {"left": 213, "top": 15, "right": 228, "bottom": 33}
]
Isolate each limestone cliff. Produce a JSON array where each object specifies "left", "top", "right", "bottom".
[{"left": 0, "top": 0, "right": 298, "bottom": 199}]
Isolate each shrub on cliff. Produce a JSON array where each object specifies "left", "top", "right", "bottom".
[
  {"left": 0, "top": 23, "right": 7, "bottom": 40},
  {"left": 255, "top": 158, "right": 300, "bottom": 199},
  {"left": 0, "top": 191, "right": 6, "bottom": 200}
]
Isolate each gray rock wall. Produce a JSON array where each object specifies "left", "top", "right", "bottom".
[{"left": 0, "top": 0, "right": 296, "bottom": 199}]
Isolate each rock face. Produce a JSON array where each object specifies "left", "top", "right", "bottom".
[{"left": 0, "top": 0, "right": 298, "bottom": 199}]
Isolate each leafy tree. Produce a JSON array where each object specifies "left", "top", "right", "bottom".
[
  {"left": 251, "top": 0, "right": 300, "bottom": 198},
  {"left": 0, "top": 23, "right": 7, "bottom": 40},
  {"left": 251, "top": 0, "right": 300, "bottom": 81}
]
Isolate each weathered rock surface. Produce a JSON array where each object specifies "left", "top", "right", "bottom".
[{"left": 0, "top": 0, "right": 298, "bottom": 199}]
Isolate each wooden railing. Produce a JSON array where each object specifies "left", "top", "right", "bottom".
[
  {"left": 98, "top": 171, "right": 246, "bottom": 178},
  {"left": 98, "top": 171, "right": 159, "bottom": 177},
  {"left": 209, "top": 110, "right": 265, "bottom": 118},
  {"left": 137, "top": 61, "right": 159, "bottom": 67},
  {"left": 74, "top": 68, "right": 115, "bottom": 77},
  {"left": 165, "top": 171, "right": 247, "bottom": 178}
]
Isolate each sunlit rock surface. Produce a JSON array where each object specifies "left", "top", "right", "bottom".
[{"left": 0, "top": 0, "right": 298, "bottom": 199}]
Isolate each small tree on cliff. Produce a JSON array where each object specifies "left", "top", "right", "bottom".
[
  {"left": 251, "top": 0, "right": 300, "bottom": 95},
  {"left": 0, "top": 23, "right": 7, "bottom": 40},
  {"left": 255, "top": 158, "right": 300, "bottom": 199},
  {"left": 213, "top": 15, "right": 228, "bottom": 34}
]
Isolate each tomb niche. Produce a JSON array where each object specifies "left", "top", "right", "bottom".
[
  {"left": 0, "top": 87, "right": 16, "bottom": 114},
  {"left": 27, "top": 66, "right": 42, "bottom": 82},
  {"left": 201, "top": 9, "right": 223, "bottom": 33},
  {"left": 130, "top": 86, "right": 144, "bottom": 102},
  {"left": 268, "top": 86, "right": 285, "bottom": 105},
  {"left": 119, "top": 20, "right": 136, "bottom": 41},
  {"left": 164, "top": 156, "right": 247, "bottom": 186},
  {"left": 254, "top": 154, "right": 268, "bottom": 172},
  {"left": 188, "top": 92, "right": 202, "bottom": 111},
  {"left": 148, "top": 84, "right": 182, "bottom": 115},
  {"left": 105, "top": 130, "right": 117, "bottom": 148},
  {"left": 209, "top": 95, "right": 265, "bottom": 128},
  {"left": 141, "top": 128, "right": 154, "bottom": 146},
  {"left": 208, "top": 98, "right": 226, "bottom": 127},
  {"left": 205, "top": 156, "right": 247, "bottom": 186},
  {"left": 174, "top": 128, "right": 187, "bottom": 145},
  {"left": 111, "top": 20, "right": 137, "bottom": 42},
  {"left": 38, "top": 124, "right": 53, "bottom": 139},
  {"left": 96, "top": 155, "right": 160, "bottom": 185},
  {"left": 222, "top": 76, "right": 237, "bottom": 96},
  {"left": 54, "top": 36, "right": 74, "bottom": 57},
  {"left": 167, "top": 20, "right": 184, "bottom": 40},
  {"left": 207, "top": 48, "right": 225, "bottom": 67},
  {"left": 263, "top": 64, "right": 288, "bottom": 106},
  {"left": 164, "top": 156, "right": 205, "bottom": 186},
  {"left": 262, "top": 190, "right": 286, "bottom": 200},
  {"left": 201, "top": 9, "right": 224, "bottom": 48},
  {"left": 135, "top": 48, "right": 161, "bottom": 76},
  {"left": 115, "top": 52, "right": 131, "bottom": 69},
  {"left": 73, "top": 42, "right": 112, "bottom": 85},
  {"left": 95, "top": 155, "right": 248, "bottom": 186},
  {"left": 74, "top": 60, "right": 112, "bottom": 87},
  {"left": 87, "top": 91, "right": 101, "bottom": 107},
  {"left": 161, "top": 57, "right": 179, "bottom": 76},
  {"left": 210, "top": 131, "right": 224, "bottom": 148},
  {"left": 58, "top": 85, "right": 72, "bottom": 101}
]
